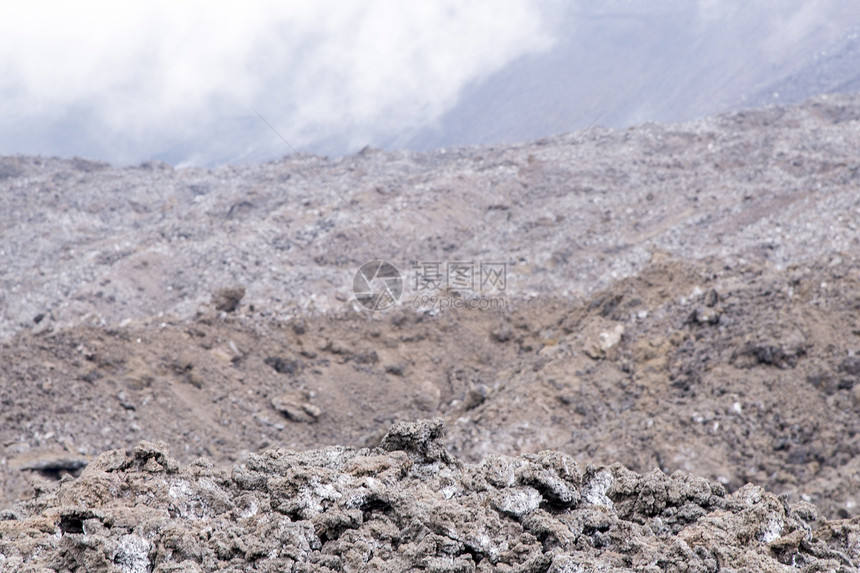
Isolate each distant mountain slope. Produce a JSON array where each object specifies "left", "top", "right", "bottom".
[
  {"left": 392, "top": 4, "right": 860, "bottom": 154},
  {"left": 1, "top": 94, "right": 859, "bottom": 340},
  {"left": 751, "top": 27, "right": 860, "bottom": 108}
]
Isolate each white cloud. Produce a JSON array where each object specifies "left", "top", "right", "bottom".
[{"left": 0, "top": 1, "right": 554, "bottom": 165}]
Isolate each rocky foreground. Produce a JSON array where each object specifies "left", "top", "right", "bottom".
[{"left": 1, "top": 419, "right": 858, "bottom": 572}]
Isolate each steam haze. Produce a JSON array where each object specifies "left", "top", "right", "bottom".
[{"left": 1, "top": 1, "right": 858, "bottom": 166}]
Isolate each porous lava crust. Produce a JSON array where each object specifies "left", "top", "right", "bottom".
[{"left": 1, "top": 420, "right": 858, "bottom": 572}]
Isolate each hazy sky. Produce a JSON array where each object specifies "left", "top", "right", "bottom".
[
  {"left": 0, "top": 1, "right": 555, "bottom": 166},
  {"left": 1, "top": 1, "right": 858, "bottom": 167}
]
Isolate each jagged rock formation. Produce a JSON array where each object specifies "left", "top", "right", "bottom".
[{"left": 1, "top": 420, "right": 858, "bottom": 572}]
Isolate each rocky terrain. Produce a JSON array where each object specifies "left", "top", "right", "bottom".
[
  {"left": 2, "top": 93, "right": 859, "bottom": 339},
  {"left": 2, "top": 420, "right": 860, "bottom": 572},
  {"left": 1, "top": 93, "right": 860, "bottom": 569}
]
